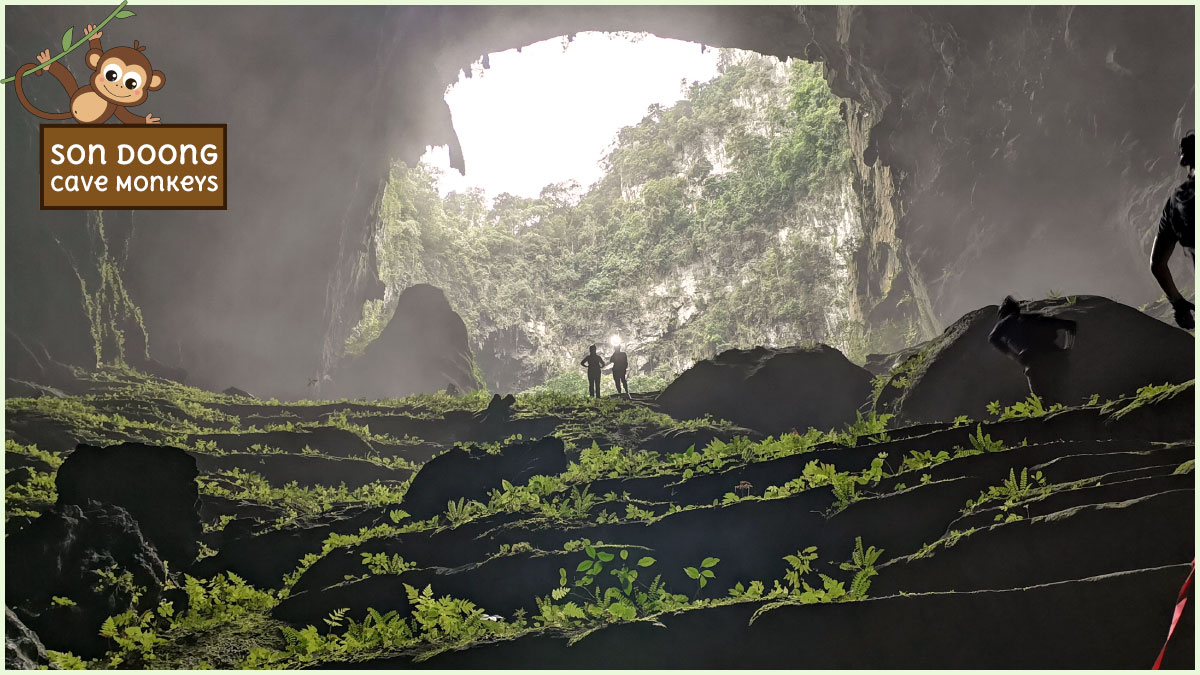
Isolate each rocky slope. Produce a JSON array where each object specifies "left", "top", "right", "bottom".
[{"left": 4, "top": 297, "right": 1192, "bottom": 669}]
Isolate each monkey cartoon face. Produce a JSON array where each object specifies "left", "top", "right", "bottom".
[
  {"left": 87, "top": 44, "right": 163, "bottom": 107},
  {"left": 14, "top": 28, "right": 165, "bottom": 124}
]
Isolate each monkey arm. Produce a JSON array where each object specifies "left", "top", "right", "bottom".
[{"left": 114, "top": 106, "right": 150, "bottom": 124}]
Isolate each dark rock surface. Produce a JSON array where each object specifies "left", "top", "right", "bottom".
[
  {"left": 401, "top": 436, "right": 568, "bottom": 520},
  {"left": 474, "top": 393, "right": 516, "bottom": 425},
  {"left": 656, "top": 344, "right": 873, "bottom": 435},
  {"left": 272, "top": 382, "right": 1192, "bottom": 670},
  {"left": 55, "top": 443, "right": 201, "bottom": 570},
  {"left": 398, "top": 565, "right": 1192, "bottom": 669},
  {"left": 5, "top": 607, "right": 51, "bottom": 670},
  {"left": 797, "top": 5, "right": 1194, "bottom": 343},
  {"left": 326, "top": 284, "right": 479, "bottom": 400},
  {"left": 5, "top": 466, "right": 35, "bottom": 488},
  {"left": 6, "top": 502, "right": 166, "bottom": 659},
  {"left": 875, "top": 296, "right": 1195, "bottom": 424}
]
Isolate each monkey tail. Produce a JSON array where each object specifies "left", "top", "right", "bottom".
[{"left": 12, "top": 63, "right": 73, "bottom": 120}]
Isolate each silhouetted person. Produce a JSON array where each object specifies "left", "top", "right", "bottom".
[
  {"left": 1150, "top": 131, "right": 1195, "bottom": 329},
  {"left": 610, "top": 344, "right": 629, "bottom": 396},
  {"left": 580, "top": 344, "right": 605, "bottom": 398},
  {"left": 445, "top": 382, "right": 459, "bottom": 396},
  {"left": 988, "top": 296, "right": 1078, "bottom": 405}
]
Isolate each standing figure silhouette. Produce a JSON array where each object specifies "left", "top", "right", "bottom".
[
  {"left": 610, "top": 344, "right": 629, "bottom": 396},
  {"left": 580, "top": 344, "right": 606, "bottom": 398}
]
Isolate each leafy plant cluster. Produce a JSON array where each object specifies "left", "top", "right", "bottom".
[
  {"left": 197, "top": 468, "right": 408, "bottom": 528},
  {"left": 986, "top": 393, "right": 1065, "bottom": 421}
]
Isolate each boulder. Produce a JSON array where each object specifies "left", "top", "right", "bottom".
[
  {"left": 402, "top": 436, "right": 568, "bottom": 520},
  {"left": 655, "top": 345, "right": 873, "bottom": 436},
  {"left": 55, "top": 443, "right": 201, "bottom": 570},
  {"left": 6, "top": 501, "right": 166, "bottom": 659},
  {"left": 6, "top": 607, "right": 51, "bottom": 670},
  {"left": 5, "top": 466, "right": 35, "bottom": 488},
  {"left": 875, "top": 296, "right": 1195, "bottom": 424},
  {"left": 474, "top": 393, "right": 517, "bottom": 425},
  {"left": 222, "top": 386, "right": 255, "bottom": 398},
  {"left": 327, "top": 284, "right": 479, "bottom": 400}
]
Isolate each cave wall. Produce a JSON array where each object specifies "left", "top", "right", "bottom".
[
  {"left": 5, "top": 6, "right": 1191, "bottom": 398},
  {"left": 796, "top": 5, "right": 1194, "bottom": 336}
]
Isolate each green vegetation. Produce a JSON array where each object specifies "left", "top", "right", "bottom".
[
  {"left": 986, "top": 394, "right": 1064, "bottom": 420},
  {"left": 1100, "top": 380, "right": 1194, "bottom": 420},
  {"left": 349, "top": 52, "right": 858, "bottom": 390},
  {"left": 11, "top": 359, "right": 1186, "bottom": 669},
  {"left": 962, "top": 468, "right": 1049, "bottom": 520}
]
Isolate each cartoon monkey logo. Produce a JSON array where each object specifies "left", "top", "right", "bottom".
[{"left": 14, "top": 24, "right": 164, "bottom": 124}]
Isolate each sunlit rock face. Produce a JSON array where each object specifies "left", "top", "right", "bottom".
[{"left": 5, "top": 6, "right": 1190, "bottom": 397}]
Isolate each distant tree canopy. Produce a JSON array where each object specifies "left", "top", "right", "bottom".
[{"left": 348, "top": 52, "right": 856, "bottom": 392}]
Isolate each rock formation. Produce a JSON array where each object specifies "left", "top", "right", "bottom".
[
  {"left": 6, "top": 501, "right": 167, "bottom": 659},
  {"left": 874, "top": 296, "right": 1195, "bottom": 424},
  {"left": 324, "top": 284, "right": 479, "bottom": 399},
  {"left": 657, "top": 344, "right": 873, "bottom": 436},
  {"left": 401, "top": 435, "right": 567, "bottom": 520},
  {"left": 56, "top": 443, "right": 202, "bottom": 570}
]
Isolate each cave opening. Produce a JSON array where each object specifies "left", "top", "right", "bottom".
[{"left": 344, "top": 32, "right": 864, "bottom": 395}]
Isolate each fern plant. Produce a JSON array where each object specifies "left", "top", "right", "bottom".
[{"left": 839, "top": 537, "right": 883, "bottom": 600}]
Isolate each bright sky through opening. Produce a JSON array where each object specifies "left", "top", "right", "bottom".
[{"left": 421, "top": 32, "right": 721, "bottom": 201}]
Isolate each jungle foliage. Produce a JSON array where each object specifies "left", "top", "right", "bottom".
[{"left": 348, "top": 52, "right": 856, "bottom": 390}]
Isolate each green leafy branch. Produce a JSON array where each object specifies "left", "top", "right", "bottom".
[{"left": 2, "top": 2, "right": 135, "bottom": 85}]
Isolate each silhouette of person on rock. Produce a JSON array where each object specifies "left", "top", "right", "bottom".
[
  {"left": 580, "top": 344, "right": 605, "bottom": 398},
  {"left": 988, "top": 296, "right": 1078, "bottom": 405},
  {"left": 1150, "top": 131, "right": 1195, "bottom": 330},
  {"left": 610, "top": 344, "right": 629, "bottom": 396}
]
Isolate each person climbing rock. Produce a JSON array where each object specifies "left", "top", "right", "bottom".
[
  {"left": 988, "top": 296, "right": 1078, "bottom": 405},
  {"left": 1150, "top": 131, "right": 1195, "bottom": 330},
  {"left": 610, "top": 343, "right": 629, "bottom": 396},
  {"left": 580, "top": 345, "right": 605, "bottom": 398}
]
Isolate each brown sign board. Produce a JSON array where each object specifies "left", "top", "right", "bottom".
[{"left": 40, "top": 124, "right": 226, "bottom": 209}]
